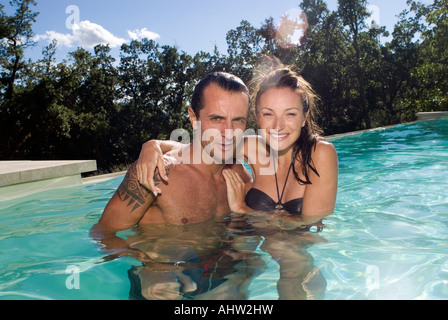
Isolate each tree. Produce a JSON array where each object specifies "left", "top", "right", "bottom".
[
  {"left": 0, "top": 0, "right": 38, "bottom": 159},
  {"left": 225, "top": 20, "right": 264, "bottom": 84},
  {"left": 412, "top": 0, "right": 448, "bottom": 112},
  {"left": 376, "top": 3, "right": 425, "bottom": 123},
  {"left": 65, "top": 45, "right": 119, "bottom": 167},
  {"left": 299, "top": 0, "right": 394, "bottom": 133},
  {"left": 337, "top": 0, "right": 372, "bottom": 128},
  {"left": 299, "top": 0, "right": 359, "bottom": 133},
  {"left": 0, "top": 0, "right": 37, "bottom": 101}
]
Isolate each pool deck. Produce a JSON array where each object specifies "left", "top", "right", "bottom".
[
  {"left": 0, "top": 160, "right": 97, "bottom": 201},
  {"left": 416, "top": 111, "right": 448, "bottom": 121}
]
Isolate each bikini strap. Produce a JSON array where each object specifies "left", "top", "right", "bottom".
[{"left": 274, "top": 162, "right": 294, "bottom": 206}]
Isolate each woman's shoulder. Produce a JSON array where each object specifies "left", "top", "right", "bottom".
[{"left": 313, "top": 137, "right": 338, "bottom": 162}]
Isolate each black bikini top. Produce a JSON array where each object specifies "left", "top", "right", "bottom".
[
  {"left": 245, "top": 162, "right": 303, "bottom": 216},
  {"left": 245, "top": 188, "right": 303, "bottom": 216}
]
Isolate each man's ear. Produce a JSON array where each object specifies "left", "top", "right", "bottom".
[{"left": 188, "top": 107, "right": 199, "bottom": 130}]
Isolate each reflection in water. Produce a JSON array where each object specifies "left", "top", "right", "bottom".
[
  {"left": 261, "top": 232, "right": 326, "bottom": 299},
  {"left": 125, "top": 217, "right": 264, "bottom": 300},
  {"left": 93, "top": 212, "right": 328, "bottom": 300},
  {"left": 232, "top": 213, "right": 328, "bottom": 300}
]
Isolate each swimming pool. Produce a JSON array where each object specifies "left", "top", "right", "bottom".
[{"left": 0, "top": 118, "right": 447, "bottom": 300}]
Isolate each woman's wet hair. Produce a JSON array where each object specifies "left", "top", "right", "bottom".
[
  {"left": 252, "top": 60, "right": 323, "bottom": 185},
  {"left": 254, "top": 68, "right": 312, "bottom": 114},
  {"left": 191, "top": 72, "right": 249, "bottom": 117}
]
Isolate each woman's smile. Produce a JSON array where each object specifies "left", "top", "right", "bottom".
[{"left": 269, "top": 132, "right": 290, "bottom": 141}]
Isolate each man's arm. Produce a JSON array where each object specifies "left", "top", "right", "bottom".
[{"left": 97, "top": 162, "right": 159, "bottom": 230}]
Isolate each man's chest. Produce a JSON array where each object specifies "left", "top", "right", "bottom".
[{"left": 142, "top": 176, "right": 230, "bottom": 225}]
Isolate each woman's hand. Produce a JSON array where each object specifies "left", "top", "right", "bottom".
[
  {"left": 222, "top": 169, "right": 251, "bottom": 214},
  {"left": 136, "top": 140, "right": 168, "bottom": 196}
]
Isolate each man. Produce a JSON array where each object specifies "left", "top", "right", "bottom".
[
  {"left": 91, "top": 72, "right": 262, "bottom": 300},
  {"left": 96, "top": 72, "right": 253, "bottom": 230}
]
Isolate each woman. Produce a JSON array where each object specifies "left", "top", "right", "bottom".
[{"left": 137, "top": 66, "right": 338, "bottom": 219}]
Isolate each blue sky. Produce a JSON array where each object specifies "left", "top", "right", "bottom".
[{"left": 19, "top": 0, "right": 432, "bottom": 62}]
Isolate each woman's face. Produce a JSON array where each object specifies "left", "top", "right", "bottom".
[{"left": 256, "top": 87, "right": 307, "bottom": 154}]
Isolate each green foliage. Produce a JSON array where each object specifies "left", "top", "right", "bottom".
[{"left": 0, "top": 0, "right": 446, "bottom": 172}]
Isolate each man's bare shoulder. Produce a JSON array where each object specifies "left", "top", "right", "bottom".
[{"left": 156, "top": 161, "right": 202, "bottom": 193}]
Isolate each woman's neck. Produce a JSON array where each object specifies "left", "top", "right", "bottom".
[{"left": 274, "top": 148, "right": 294, "bottom": 169}]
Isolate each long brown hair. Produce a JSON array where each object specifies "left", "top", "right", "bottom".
[{"left": 252, "top": 61, "right": 323, "bottom": 185}]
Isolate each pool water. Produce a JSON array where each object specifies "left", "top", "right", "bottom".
[
  {"left": 315, "top": 118, "right": 448, "bottom": 299},
  {"left": 0, "top": 118, "right": 447, "bottom": 300}
]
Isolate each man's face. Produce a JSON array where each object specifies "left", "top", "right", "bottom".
[{"left": 188, "top": 83, "right": 249, "bottom": 163}]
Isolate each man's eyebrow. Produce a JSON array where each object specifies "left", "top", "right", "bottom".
[
  {"left": 208, "top": 114, "right": 225, "bottom": 119},
  {"left": 206, "top": 114, "right": 246, "bottom": 121}
]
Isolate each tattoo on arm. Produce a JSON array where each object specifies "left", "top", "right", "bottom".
[{"left": 117, "top": 164, "right": 170, "bottom": 213}]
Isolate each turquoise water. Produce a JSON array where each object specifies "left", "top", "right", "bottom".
[
  {"left": 0, "top": 118, "right": 447, "bottom": 300},
  {"left": 316, "top": 118, "right": 448, "bottom": 299}
]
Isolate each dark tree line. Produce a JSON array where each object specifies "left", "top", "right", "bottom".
[{"left": 1, "top": 0, "right": 447, "bottom": 172}]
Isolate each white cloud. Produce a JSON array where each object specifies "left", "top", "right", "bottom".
[
  {"left": 34, "top": 30, "right": 75, "bottom": 47},
  {"left": 73, "top": 20, "right": 127, "bottom": 48},
  {"left": 34, "top": 20, "right": 143, "bottom": 49},
  {"left": 127, "top": 27, "right": 160, "bottom": 41}
]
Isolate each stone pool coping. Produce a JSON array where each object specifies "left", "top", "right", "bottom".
[{"left": 0, "top": 160, "right": 97, "bottom": 201}]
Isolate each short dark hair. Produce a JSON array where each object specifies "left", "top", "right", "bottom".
[{"left": 190, "top": 72, "right": 249, "bottom": 117}]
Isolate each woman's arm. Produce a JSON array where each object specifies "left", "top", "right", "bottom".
[
  {"left": 136, "top": 136, "right": 260, "bottom": 195},
  {"left": 136, "top": 140, "right": 182, "bottom": 194},
  {"left": 301, "top": 140, "right": 339, "bottom": 216}
]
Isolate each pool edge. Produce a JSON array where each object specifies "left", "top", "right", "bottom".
[{"left": 0, "top": 160, "right": 97, "bottom": 201}]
